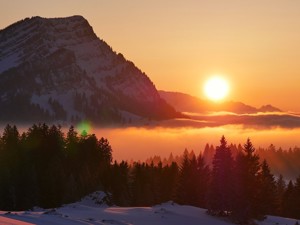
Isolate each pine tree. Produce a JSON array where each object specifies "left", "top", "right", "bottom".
[
  {"left": 203, "top": 143, "right": 215, "bottom": 167},
  {"left": 275, "top": 174, "right": 286, "bottom": 216},
  {"left": 283, "top": 180, "right": 297, "bottom": 218},
  {"left": 175, "top": 150, "right": 193, "bottom": 205},
  {"left": 293, "top": 176, "right": 300, "bottom": 219},
  {"left": 257, "top": 160, "right": 276, "bottom": 218},
  {"left": 232, "top": 138, "right": 261, "bottom": 222},
  {"left": 195, "top": 153, "right": 210, "bottom": 208},
  {"left": 208, "top": 136, "right": 234, "bottom": 216},
  {"left": 108, "top": 161, "right": 131, "bottom": 206},
  {"left": 64, "top": 126, "right": 81, "bottom": 202},
  {"left": 130, "top": 163, "right": 148, "bottom": 206},
  {"left": 0, "top": 125, "right": 21, "bottom": 210},
  {"left": 0, "top": 123, "right": 116, "bottom": 210},
  {"left": 161, "top": 162, "right": 178, "bottom": 202},
  {"left": 175, "top": 150, "right": 210, "bottom": 207}
]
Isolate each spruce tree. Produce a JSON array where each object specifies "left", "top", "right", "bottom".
[
  {"left": 293, "top": 176, "right": 300, "bottom": 219},
  {"left": 283, "top": 181, "right": 297, "bottom": 218},
  {"left": 0, "top": 125, "right": 21, "bottom": 210},
  {"left": 196, "top": 153, "right": 210, "bottom": 208},
  {"left": 275, "top": 174, "right": 286, "bottom": 216},
  {"left": 232, "top": 138, "right": 261, "bottom": 222},
  {"left": 108, "top": 161, "right": 131, "bottom": 206},
  {"left": 161, "top": 162, "right": 178, "bottom": 202},
  {"left": 175, "top": 150, "right": 210, "bottom": 207},
  {"left": 208, "top": 136, "right": 234, "bottom": 215},
  {"left": 175, "top": 150, "right": 193, "bottom": 205},
  {"left": 257, "top": 160, "right": 276, "bottom": 218}
]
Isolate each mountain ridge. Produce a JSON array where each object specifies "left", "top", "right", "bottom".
[
  {"left": 159, "top": 90, "right": 281, "bottom": 114},
  {"left": 0, "top": 16, "right": 179, "bottom": 124}
]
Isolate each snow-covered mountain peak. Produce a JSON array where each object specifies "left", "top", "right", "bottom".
[
  {"left": 1, "top": 15, "right": 104, "bottom": 74},
  {"left": 0, "top": 16, "right": 178, "bottom": 124}
]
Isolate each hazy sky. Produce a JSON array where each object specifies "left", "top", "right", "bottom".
[{"left": 1, "top": 0, "right": 300, "bottom": 111}]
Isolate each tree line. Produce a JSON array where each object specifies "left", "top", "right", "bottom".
[
  {"left": 1, "top": 124, "right": 300, "bottom": 224},
  {"left": 145, "top": 143, "right": 300, "bottom": 180},
  {"left": 0, "top": 124, "right": 112, "bottom": 210},
  {"left": 108, "top": 136, "right": 300, "bottom": 224}
]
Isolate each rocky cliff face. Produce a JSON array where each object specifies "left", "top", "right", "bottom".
[{"left": 0, "top": 16, "right": 178, "bottom": 124}]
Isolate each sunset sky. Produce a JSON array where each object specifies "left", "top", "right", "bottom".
[{"left": 1, "top": 0, "right": 300, "bottom": 111}]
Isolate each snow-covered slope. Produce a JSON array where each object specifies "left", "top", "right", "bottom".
[
  {"left": 0, "top": 199, "right": 298, "bottom": 225},
  {"left": 0, "top": 16, "right": 178, "bottom": 124}
]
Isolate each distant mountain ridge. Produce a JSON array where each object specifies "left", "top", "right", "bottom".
[
  {"left": 159, "top": 90, "right": 281, "bottom": 114},
  {"left": 0, "top": 16, "right": 179, "bottom": 124}
]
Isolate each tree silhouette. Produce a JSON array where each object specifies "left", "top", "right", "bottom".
[
  {"left": 1, "top": 125, "right": 300, "bottom": 222},
  {"left": 257, "top": 160, "right": 276, "bottom": 218},
  {"left": 176, "top": 150, "right": 192, "bottom": 204},
  {"left": 282, "top": 181, "right": 296, "bottom": 218},
  {"left": 0, "top": 125, "right": 21, "bottom": 209},
  {"left": 293, "top": 176, "right": 300, "bottom": 219},
  {"left": 208, "top": 136, "right": 234, "bottom": 215},
  {"left": 275, "top": 174, "right": 286, "bottom": 216},
  {"left": 0, "top": 124, "right": 113, "bottom": 210},
  {"left": 232, "top": 138, "right": 261, "bottom": 223}
]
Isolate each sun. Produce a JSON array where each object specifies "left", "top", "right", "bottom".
[{"left": 204, "top": 76, "right": 229, "bottom": 101}]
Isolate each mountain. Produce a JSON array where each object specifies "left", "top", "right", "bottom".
[
  {"left": 159, "top": 90, "right": 281, "bottom": 114},
  {"left": 0, "top": 16, "right": 179, "bottom": 124},
  {"left": 258, "top": 104, "right": 282, "bottom": 113}
]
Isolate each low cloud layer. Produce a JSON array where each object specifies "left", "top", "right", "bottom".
[{"left": 158, "top": 112, "right": 300, "bottom": 129}]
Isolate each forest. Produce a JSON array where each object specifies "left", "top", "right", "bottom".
[
  {"left": 145, "top": 143, "right": 300, "bottom": 180},
  {"left": 0, "top": 124, "right": 300, "bottom": 224}
]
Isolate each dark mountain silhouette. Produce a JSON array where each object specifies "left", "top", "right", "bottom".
[
  {"left": 159, "top": 90, "right": 281, "bottom": 114},
  {"left": 0, "top": 16, "right": 179, "bottom": 124}
]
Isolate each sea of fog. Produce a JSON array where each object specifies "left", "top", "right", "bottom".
[
  {"left": 2, "top": 122, "right": 300, "bottom": 161},
  {"left": 94, "top": 125, "right": 300, "bottom": 161}
]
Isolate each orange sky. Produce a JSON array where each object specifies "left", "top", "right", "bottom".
[{"left": 1, "top": 0, "right": 300, "bottom": 111}]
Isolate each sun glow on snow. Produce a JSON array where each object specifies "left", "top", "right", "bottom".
[{"left": 204, "top": 76, "right": 229, "bottom": 101}]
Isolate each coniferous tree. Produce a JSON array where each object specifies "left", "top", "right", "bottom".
[
  {"left": 257, "top": 160, "right": 276, "bottom": 218},
  {"left": 293, "top": 176, "right": 300, "bottom": 219},
  {"left": 160, "top": 162, "right": 178, "bottom": 203},
  {"left": 275, "top": 174, "right": 286, "bottom": 216},
  {"left": 175, "top": 150, "right": 209, "bottom": 206},
  {"left": 195, "top": 153, "right": 210, "bottom": 208},
  {"left": 232, "top": 138, "right": 261, "bottom": 223},
  {"left": 175, "top": 149, "right": 191, "bottom": 204},
  {"left": 130, "top": 163, "right": 149, "bottom": 206},
  {"left": 64, "top": 126, "right": 81, "bottom": 202},
  {"left": 3, "top": 123, "right": 300, "bottom": 218},
  {"left": 0, "top": 123, "right": 114, "bottom": 210},
  {"left": 0, "top": 125, "right": 21, "bottom": 209},
  {"left": 17, "top": 131, "right": 39, "bottom": 209},
  {"left": 24, "top": 124, "right": 66, "bottom": 208},
  {"left": 108, "top": 161, "right": 131, "bottom": 206},
  {"left": 98, "top": 137, "right": 113, "bottom": 189},
  {"left": 203, "top": 143, "right": 215, "bottom": 166},
  {"left": 43, "top": 125, "right": 65, "bottom": 207},
  {"left": 282, "top": 180, "right": 297, "bottom": 218},
  {"left": 186, "top": 153, "right": 200, "bottom": 206},
  {"left": 208, "top": 136, "right": 234, "bottom": 215}
]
